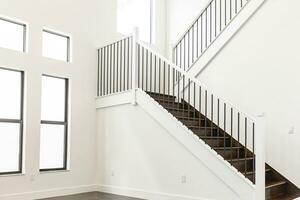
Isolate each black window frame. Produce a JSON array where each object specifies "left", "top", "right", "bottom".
[
  {"left": 42, "top": 29, "right": 71, "bottom": 62},
  {"left": 0, "top": 17, "right": 27, "bottom": 52},
  {"left": 0, "top": 67, "right": 24, "bottom": 175},
  {"left": 40, "top": 74, "right": 69, "bottom": 172}
]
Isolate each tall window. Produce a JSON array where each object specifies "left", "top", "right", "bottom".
[
  {"left": 117, "top": 0, "right": 154, "bottom": 43},
  {"left": 0, "top": 17, "right": 26, "bottom": 52},
  {"left": 42, "top": 30, "right": 70, "bottom": 62},
  {"left": 0, "top": 68, "right": 24, "bottom": 175},
  {"left": 40, "top": 75, "right": 68, "bottom": 171}
]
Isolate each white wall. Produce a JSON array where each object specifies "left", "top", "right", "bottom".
[
  {"left": 96, "top": 104, "right": 240, "bottom": 200},
  {"left": 0, "top": 0, "right": 117, "bottom": 198},
  {"left": 196, "top": 0, "right": 300, "bottom": 188},
  {"left": 166, "top": 0, "right": 210, "bottom": 50}
]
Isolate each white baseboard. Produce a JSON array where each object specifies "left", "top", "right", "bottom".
[
  {"left": 0, "top": 184, "right": 98, "bottom": 200},
  {"left": 96, "top": 184, "right": 211, "bottom": 200},
  {"left": 0, "top": 183, "right": 211, "bottom": 200}
]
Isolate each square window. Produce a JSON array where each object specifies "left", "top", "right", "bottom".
[
  {"left": 0, "top": 17, "right": 26, "bottom": 52},
  {"left": 42, "top": 30, "right": 70, "bottom": 62}
]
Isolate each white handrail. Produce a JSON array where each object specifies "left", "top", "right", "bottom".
[
  {"left": 97, "top": 34, "right": 133, "bottom": 50},
  {"left": 137, "top": 40, "right": 255, "bottom": 122},
  {"left": 171, "top": 0, "right": 216, "bottom": 49}
]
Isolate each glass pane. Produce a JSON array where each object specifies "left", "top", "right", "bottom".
[
  {"left": 40, "top": 124, "right": 65, "bottom": 169},
  {"left": 0, "top": 123, "right": 20, "bottom": 173},
  {"left": 41, "top": 76, "right": 66, "bottom": 121},
  {"left": 117, "top": 0, "right": 151, "bottom": 43},
  {"left": 0, "top": 68, "right": 21, "bottom": 119},
  {"left": 0, "top": 19, "right": 24, "bottom": 52},
  {"left": 42, "top": 31, "right": 69, "bottom": 61}
]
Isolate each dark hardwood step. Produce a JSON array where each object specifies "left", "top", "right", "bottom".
[
  {"left": 215, "top": 146, "right": 249, "bottom": 159},
  {"left": 147, "top": 91, "right": 175, "bottom": 99},
  {"left": 244, "top": 168, "right": 272, "bottom": 181},
  {"left": 266, "top": 180, "right": 288, "bottom": 199},
  {"left": 169, "top": 109, "right": 199, "bottom": 118},
  {"left": 147, "top": 91, "right": 300, "bottom": 199},
  {"left": 201, "top": 136, "right": 232, "bottom": 147},
  {"left": 228, "top": 157, "right": 254, "bottom": 172},
  {"left": 180, "top": 119, "right": 209, "bottom": 127}
]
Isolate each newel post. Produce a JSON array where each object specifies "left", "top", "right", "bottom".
[
  {"left": 132, "top": 27, "right": 139, "bottom": 105},
  {"left": 255, "top": 113, "right": 266, "bottom": 200}
]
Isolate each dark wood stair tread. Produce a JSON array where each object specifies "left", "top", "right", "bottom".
[
  {"left": 147, "top": 91, "right": 300, "bottom": 199},
  {"left": 266, "top": 180, "right": 287, "bottom": 189}
]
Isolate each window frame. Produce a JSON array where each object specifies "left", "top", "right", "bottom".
[
  {"left": 42, "top": 29, "right": 71, "bottom": 62},
  {"left": 0, "top": 67, "right": 25, "bottom": 175},
  {"left": 0, "top": 17, "right": 27, "bottom": 52},
  {"left": 40, "top": 74, "right": 69, "bottom": 172},
  {"left": 117, "top": 0, "right": 154, "bottom": 44}
]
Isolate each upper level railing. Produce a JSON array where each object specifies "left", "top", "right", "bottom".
[
  {"left": 173, "top": 0, "right": 250, "bottom": 71},
  {"left": 97, "top": 36, "right": 133, "bottom": 96},
  {"left": 96, "top": 29, "right": 265, "bottom": 198}
]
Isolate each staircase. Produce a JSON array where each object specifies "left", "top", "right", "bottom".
[
  {"left": 96, "top": 29, "right": 300, "bottom": 199},
  {"left": 147, "top": 92, "right": 300, "bottom": 200}
]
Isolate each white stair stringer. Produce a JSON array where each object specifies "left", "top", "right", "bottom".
[{"left": 136, "top": 89, "right": 255, "bottom": 200}]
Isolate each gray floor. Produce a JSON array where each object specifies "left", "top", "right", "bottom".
[{"left": 40, "top": 192, "right": 144, "bottom": 200}]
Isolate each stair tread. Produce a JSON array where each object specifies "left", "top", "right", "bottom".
[
  {"left": 201, "top": 136, "right": 230, "bottom": 139},
  {"left": 243, "top": 168, "right": 271, "bottom": 175},
  {"left": 146, "top": 91, "right": 300, "bottom": 198},
  {"left": 214, "top": 146, "right": 243, "bottom": 150},
  {"left": 266, "top": 180, "right": 287, "bottom": 189},
  {"left": 227, "top": 157, "right": 254, "bottom": 162},
  {"left": 270, "top": 193, "right": 300, "bottom": 200}
]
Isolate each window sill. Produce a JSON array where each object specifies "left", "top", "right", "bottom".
[
  {"left": 39, "top": 169, "right": 70, "bottom": 174},
  {"left": 0, "top": 172, "right": 25, "bottom": 178}
]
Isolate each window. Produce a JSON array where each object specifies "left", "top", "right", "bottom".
[
  {"left": 0, "top": 68, "right": 24, "bottom": 175},
  {"left": 42, "top": 30, "right": 70, "bottom": 62},
  {"left": 40, "top": 75, "right": 68, "bottom": 171},
  {"left": 0, "top": 17, "right": 26, "bottom": 52},
  {"left": 117, "top": 0, "right": 154, "bottom": 43}
]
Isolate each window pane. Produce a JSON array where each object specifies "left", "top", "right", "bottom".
[
  {"left": 41, "top": 76, "right": 66, "bottom": 121},
  {"left": 0, "top": 68, "right": 21, "bottom": 119},
  {"left": 0, "top": 18, "right": 25, "bottom": 52},
  {"left": 42, "top": 31, "right": 69, "bottom": 62},
  {"left": 40, "top": 124, "right": 65, "bottom": 169},
  {"left": 0, "top": 123, "right": 20, "bottom": 173},
  {"left": 117, "top": 0, "right": 151, "bottom": 43}
]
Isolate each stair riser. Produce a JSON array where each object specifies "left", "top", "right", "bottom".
[
  {"left": 182, "top": 120, "right": 208, "bottom": 127},
  {"left": 266, "top": 184, "right": 287, "bottom": 199},
  {"left": 204, "top": 138, "right": 232, "bottom": 148},
  {"left": 215, "top": 148, "right": 245, "bottom": 159},
  {"left": 230, "top": 160, "right": 254, "bottom": 172},
  {"left": 191, "top": 129, "right": 221, "bottom": 137},
  {"left": 169, "top": 110, "right": 199, "bottom": 118}
]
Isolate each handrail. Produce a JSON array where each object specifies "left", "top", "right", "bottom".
[
  {"left": 172, "top": 0, "right": 216, "bottom": 48},
  {"left": 172, "top": 0, "right": 251, "bottom": 71},
  {"left": 97, "top": 34, "right": 133, "bottom": 50},
  {"left": 137, "top": 40, "right": 255, "bottom": 122}
]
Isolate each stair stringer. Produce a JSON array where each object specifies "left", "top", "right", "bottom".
[
  {"left": 136, "top": 89, "right": 255, "bottom": 200},
  {"left": 183, "top": 0, "right": 266, "bottom": 78}
]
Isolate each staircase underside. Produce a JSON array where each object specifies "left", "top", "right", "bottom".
[{"left": 147, "top": 91, "right": 300, "bottom": 200}]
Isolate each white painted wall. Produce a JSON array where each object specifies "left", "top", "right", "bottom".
[
  {"left": 166, "top": 0, "right": 210, "bottom": 50},
  {"left": 96, "top": 103, "right": 240, "bottom": 200},
  {"left": 196, "top": 0, "right": 300, "bottom": 188},
  {"left": 0, "top": 0, "right": 117, "bottom": 198}
]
